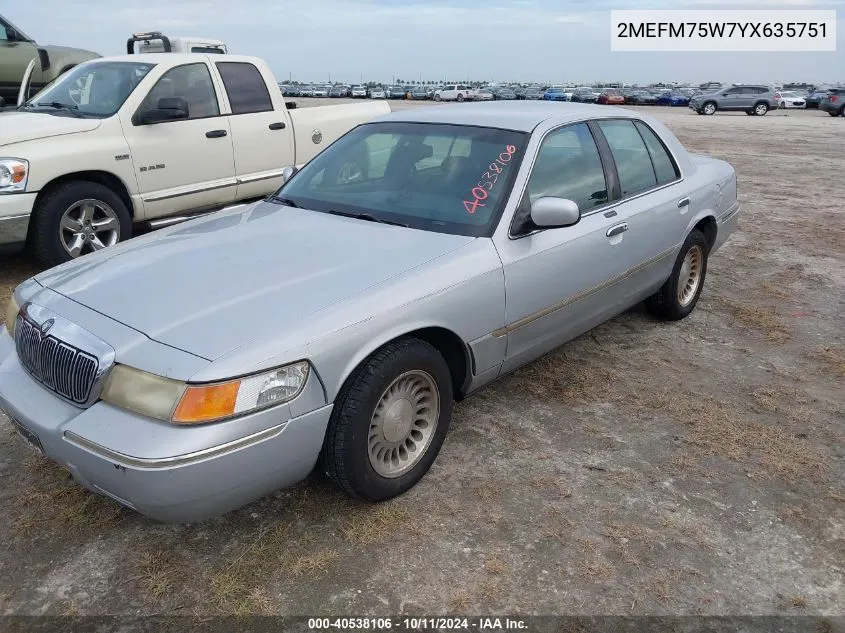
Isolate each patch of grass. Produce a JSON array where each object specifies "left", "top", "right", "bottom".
[
  {"left": 289, "top": 550, "right": 339, "bottom": 577},
  {"left": 484, "top": 552, "right": 506, "bottom": 576},
  {"left": 511, "top": 352, "right": 622, "bottom": 405},
  {"left": 136, "top": 550, "right": 181, "bottom": 600},
  {"left": 759, "top": 281, "right": 793, "bottom": 301},
  {"left": 780, "top": 506, "right": 809, "bottom": 523},
  {"left": 718, "top": 298, "right": 791, "bottom": 342},
  {"left": 449, "top": 589, "right": 471, "bottom": 610},
  {"left": 818, "top": 347, "right": 845, "bottom": 378},
  {"left": 791, "top": 595, "right": 808, "bottom": 609},
  {"left": 471, "top": 481, "right": 502, "bottom": 503},
  {"left": 827, "top": 490, "right": 845, "bottom": 503},
  {"left": 341, "top": 503, "right": 411, "bottom": 544},
  {"left": 529, "top": 475, "right": 558, "bottom": 490},
  {"left": 579, "top": 539, "right": 599, "bottom": 555},
  {"left": 579, "top": 558, "right": 614, "bottom": 580}
]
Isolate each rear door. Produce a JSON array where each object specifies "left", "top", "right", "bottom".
[
  {"left": 590, "top": 118, "right": 686, "bottom": 300},
  {"left": 216, "top": 60, "right": 295, "bottom": 200},
  {"left": 120, "top": 61, "right": 237, "bottom": 219}
]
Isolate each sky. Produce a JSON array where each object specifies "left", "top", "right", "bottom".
[{"left": 9, "top": 0, "right": 844, "bottom": 85}]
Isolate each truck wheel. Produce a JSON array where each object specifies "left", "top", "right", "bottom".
[
  {"left": 754, "top": 102, "right": 768, "bottom": 116},
  {"left": 702, "top": 102, "right": 717, "bottom": 115},
  {"left": 456, "top": 94, "right": 464, "bottom": 103},
  {"left": 434, "top": 94, "right": 441, "bottom": 102},
  {"left": 645, "top": 230, "right": 709, "bottom": 321},
  {"left": 31, "top": 181, "right": 132, "bottom": 268},
  {"left": 321, "top": 337, "right": 453, "bottom": 502}
]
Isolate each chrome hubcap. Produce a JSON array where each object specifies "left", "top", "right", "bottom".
[
  {"left": 677, "top": 245, "right": 703, "bottom": 307},
  {"left": 60, "top": 199, "right": 120, "bottom": 258},
  {"left": 704, "top": 104, "right": 715, "bottom": 114},
  {"left": 368, "top": 370, "right": 440, "bottom": 478},
  {"left": 755, "top": 104, "right": 766, "bottom": 115}
]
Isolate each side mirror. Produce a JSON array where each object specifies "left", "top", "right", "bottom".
[
  {"left": 137, "top": 97, "right": 189, "bottom": 124},
  {"left": 285, "top": 101, "right": 298, "bottom": 109},
  {"left": 281, "top": 165, "right": 298, "bottom": 183},
  {"left": 530, "top": 197, "right": 580, "bottom": 228},
  {"left": 5, "top": 27, "right": 19, "bottom": 42}
]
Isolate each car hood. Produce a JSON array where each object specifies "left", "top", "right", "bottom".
[
  {"left": 0, "top": 111, "right": 101, "bottom": 146},
  {"left": 35, "top": 202, "right": 475, "bottom": 360}
]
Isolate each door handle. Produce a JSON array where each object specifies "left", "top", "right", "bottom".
[
  {"left": 269, "top": 122, "right": 286, "bottom": 130},
  {"left": 206, "top": 130, "right": 228, "bottom": 138},
  {"left": 606, "top": 223, "right": 629, "bottom": 238},
  {"left": 678, "top": 197, "right": 690, "bottom": 208}
]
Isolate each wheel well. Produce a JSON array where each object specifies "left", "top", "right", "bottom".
[
  {"left": 755, "top": 100, "right": 768, "bottom": 107},
  {"left": 405, "top": 327, "right": 469, "bottom": 398},
  {"left": 36, "top": 171, "right": 134, "bottom": 219},
  {"left": 694, "top": 216, "right": 718, "bottom": 252}
]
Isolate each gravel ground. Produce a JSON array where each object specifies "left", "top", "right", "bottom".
[{"left": 0, "top": 102, "right": 843, "bottom": 618}]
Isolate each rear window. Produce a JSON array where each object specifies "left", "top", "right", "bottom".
[{"left": 215, "top": 62, "right": 273, "bottom": 115}]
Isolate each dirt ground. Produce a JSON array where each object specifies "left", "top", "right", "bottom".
[{"left": 0, "top": 102, "right": 843, "bottom": 618}]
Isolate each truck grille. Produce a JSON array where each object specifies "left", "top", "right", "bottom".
[{"left": 15, "top": 316, "right": 100, "bottom": 405}]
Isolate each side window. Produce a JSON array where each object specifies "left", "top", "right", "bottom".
[
  {"left": 634, "top": 121, "right": 680, "bottom": 185},
  {"left": 597, "top": 119, "right": 657, "bottom": 197},
  {"left": 139, "top": 63, "right": 219, "bottom": 120},
  {"left": 216, "top": 62, "right": 273, "bottom": 115},
  {"left": 525, "top": 122, "right": 608, "bottom": 210},
  {"left": 724, "top": 88, "right": 740, "bottom": 95}
]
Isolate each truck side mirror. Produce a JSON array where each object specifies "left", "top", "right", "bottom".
[{"left": 137, "top": 97, "right": 189, "bottom": 124}]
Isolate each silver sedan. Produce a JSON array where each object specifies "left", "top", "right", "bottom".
[{"left": 0, "top": 102, "right": 740, "bottom": 522}]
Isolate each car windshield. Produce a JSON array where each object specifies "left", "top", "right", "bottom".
[
  {"left": 24, "top": 61, "right": 154, "bottom": 118},
  {"left": 274, "top": 122, "right": 528, "bottom": 237}
]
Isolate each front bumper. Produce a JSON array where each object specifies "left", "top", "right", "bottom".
[
  {"left": 0, "top": 193, "right": 37, "bottom": 246},
  {"left": 0, "top": 328, "right": 332, "bottom": 522}
]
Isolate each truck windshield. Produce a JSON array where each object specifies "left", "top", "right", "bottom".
[
  {"left": 24, "top": 61, "right": 154, "bottom": 118},
  {"left": 273, "top": 122, "right": 529, "bottom": 238}
]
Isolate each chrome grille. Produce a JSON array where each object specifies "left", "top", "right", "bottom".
[{"left": 15, "top": 316, "right": 99, "bottom": 405}]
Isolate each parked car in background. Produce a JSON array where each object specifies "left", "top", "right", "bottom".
[
  {"left": 775, "top": 91, "right": 807, "bottom": 109},
  {"left": 350, "top": 85, "right": 367, "bottom": 98},
  {"left": 597, "top": 90, "right": 625, "bottom": 105},
  {"left": 388, "top": 86, "right": 405, "bottom": 99},
  {"left": 474, "top": 88, "right": 494, "bottom": 101},
  {"left": 571, "top": 88, "right": 600, "bottom": 103},
  {"left": 657, "top": 91, "right": 691, "bottom": 107},
  {"left": 495, "top": 87, "right": 517, "bottom": 100},
  {"left": 689, "top": 84, "right": 776, "bottom": 116},
  {"left": 543, "top": 87, "right": 569, "bottom": 102},
  {"left": 0, "top": 53, "right": 390, "bottom": 266},
  {"left": 299, "top": 85, "right": 315, "bottom": 97},
  {"left": 820, "top": 87, "right": 845, "bottom": 116},
  {"left": 410, "top": 86, "right": 429, "bottom": 100},
  {"left": 434, "top": 84, "right": 472, "bottom": 102},
  {"left": 806, "top": 89, "right": 831, "bottom": 109},
  {"left": 0, "top": 102, "right": 739, "bottom": 522},
  {"left": 0, "top": 13, "right": 100, "bottom": 106},
  {"left": 524, "top": 87, "right": 543, "bottom": 100},
  {"left": 625, "top": 90, "right": 657, "bottom": 105},
  {"left": 368, "top": 87, "right": 386, "bottom": 99},
  {"left": 312, "top": 85, "right": 329, "bottom": 97},
  {"left": 330, "top": 85, "right": 348, "bottom": 98}
]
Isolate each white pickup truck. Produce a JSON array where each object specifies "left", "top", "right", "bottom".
[
  {"left": 433, "top": 84, "right": 475, "bottom": 102},
  {"left": 0, "top": 53, "right": 389, "bottom": 266}
]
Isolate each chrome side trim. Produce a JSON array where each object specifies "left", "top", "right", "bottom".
[
  {"left": 491, "top": 245, "right": 676, "bottom": 337},
  {"left": 236, "top": 170, "right": 285, "bottom": 185},
  {"left": 0, "top": 213, "right": 30, "bottom": 246},
  {"left": 143, "top": 179, "right": 238, "bottom": 203},
  {"left": 64, "top": 421, "right": 289, "bottom": 469},
  {"left": 717, "top": 202, "right": 740, "bottom": 224}
]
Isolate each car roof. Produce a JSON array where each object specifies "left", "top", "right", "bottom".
[
  {"left": 85, "top": 53, "right": 262, "bottom": 64},
  {"left": 376, "top": 101, "right": 643, "bottom": 132}
]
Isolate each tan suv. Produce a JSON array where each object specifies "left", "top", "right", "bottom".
[{"left": 0, "top": 14, "right": 99, "bottom": 106}]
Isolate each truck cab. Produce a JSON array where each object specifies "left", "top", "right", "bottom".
[{"left": 127, "top": 32, "right": 228, "bottom": 55}]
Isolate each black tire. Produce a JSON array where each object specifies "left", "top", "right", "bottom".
[
  {"left": 838, "top": 105, "right": 845, "bottom": 117},
  {"left": 645, "top": 230, "right": 709, "bottom": 321},
  {"left": 830, "top": 111, "right": 839, "bottom": 117},
  {"left": 30, "top": 181, "right": 132, "bottom": 268},
  {"left": 321, "top": 337, "right": 453, "bottom": 502}
]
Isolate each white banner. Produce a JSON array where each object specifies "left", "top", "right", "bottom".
[{"left": 610, "top": 10, "right": 837, "bottom": 52}]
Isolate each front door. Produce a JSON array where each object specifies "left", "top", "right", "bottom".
[
  {"left": 494, "top": 121, "right": 637, "bottom": 374},
  {"left": 215, "top": 61, "right": 295, "bottom": 200},
  {"left": 119, "top": 61, "right": 236, "bottom": 219}
]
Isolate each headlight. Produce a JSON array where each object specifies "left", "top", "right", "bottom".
[
  {"left": 4, "top": 294, "right": 20, "bottom": 336},
  {"left": 101, "top": 361, "right": 309, "bottom": 425},
  {"left": 0, "top": 159, "right": 29, "bottom": 194}
]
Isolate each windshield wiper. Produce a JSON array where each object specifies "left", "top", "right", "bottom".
[
  {"left": 32, "top": 102, "right": 82, "bottom": 117},
  {"left": 271, "top": 195, "right": 302, "bottom": 208},
  {"left": 326, "top": 209, "right": 408, "bottom": 228}
]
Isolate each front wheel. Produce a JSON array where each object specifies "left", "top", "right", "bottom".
[
  {"left": 702, "top": 102, "right": 717, "bottom": 115},
  {"left": 434, "top": 94, "right": 441, "bottom": 102},
  {"left": 456, "top": 94, "right": 464, "bottom": 102},
  {"left": 321, "top": 338, "right": 453, "bottom": 502},
  {"left": 30, "top": 181, "right": 132, "bottom": 268},
  {"left": 645, "top": 230, "right": 709, "bottom": 321}
]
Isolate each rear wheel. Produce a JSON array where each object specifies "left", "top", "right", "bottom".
[
  {"left": 321, "top": 338, "right": 453, "bottom": 501},
  {"left": 645, "top": 230, "right": 709, "bottom": 321},
  {"left": 754, "top": 102, "right": 768, "bottom": 116},
  {"left": 456, "top": 94, "right": 464, "bottom": 103}
]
